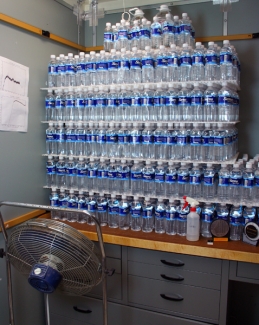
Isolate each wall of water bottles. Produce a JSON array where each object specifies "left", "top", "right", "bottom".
[{"left": 45, "top": 6, "right": 259, "bottom": 241}]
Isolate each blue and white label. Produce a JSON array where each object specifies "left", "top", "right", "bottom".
[
  {"left": 143, "top": 173, "right": 155, "bottom": 182},
  {"left": 131, "top": 172, "right": 142, "bottom": 180},
  {"left": 189, "top": 175, "right": 201, "bottom": 185},
  {"left": 178, "top": 175, "right": 189, "bottom": 184},
  {"left": 203, "top": 176, "right": 214, "bottom": 186},
  {"left": 219, "top": 177, "right": 229, "bottom": 186},
  {"left": 165, "top": 174, "right": 177, "bottom": 183}
]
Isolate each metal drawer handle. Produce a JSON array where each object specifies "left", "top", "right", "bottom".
[
  {"left": 160, "top": 293, "right": 184, "bottom": 302},
  {"left": 160, "top": 274, "right": 184, "bottom": 282},
  {"left": 160, "top": 259, "right": 185, "bottom": 267},
  {"left": 73, "top": 306, "right": 92, "bottom": 314}
]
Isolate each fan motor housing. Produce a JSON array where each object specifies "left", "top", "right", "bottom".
[{"left": 28, "top": 264, "right": 62, "bottom": 293}]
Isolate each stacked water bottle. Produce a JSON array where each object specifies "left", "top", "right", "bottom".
[{"left": 45, "top": 82, "right": 239, "bottom": 123}]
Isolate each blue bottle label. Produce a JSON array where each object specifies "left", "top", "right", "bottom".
[
  {"left": 143, "top": 173, "right": 155, "bottom": 182},
  {"left": 157, "top": 58, "right": 168, "bottom": 66},
  {"left": 179, "top": 56, "right": 192, "bottom": 66},
  {"left": 85, "top": 63, "right": 95, "bottom": 71},
  {"left": 87, "top": 203, "right": 97, "bottom": 212},
  {"left": 68, "top": 201, "right": 77, "bottom": 209},
  {"left": 57, "top": 65, "right": 65, "bottom": 73},
  {"left": 75, "top": 99, "right": 85, "bottom": 107},
  {"left": 131, "top": 135, "right": 142, "bottom": 144},
  {"left": 219, "top": 177, "right": 229, "bottom": 186},
  {"left": 166, "top": 212, "right": 176, "bottom": 220},
  {"left": 108, "top": 61, "right": 119, "bottom": 70},
  {"left": 104, "top": 32, "right": 113, "bottom": 41},
  {"left": 191, "top": 96, "right": 203, "bottom": 105},
  {"left": 56, "top": 133, "right": 65, "bottom": 141},
  {"left": 46, "top": 133, "right": 55, "bottom": 141},
  {"left": 214, "top": 137, "right": 225, "bottom": 146},
  {"left": 66, "top": 64, "right": 75, "bottom": 73},
  {"left": 130, "top": 59, "right": 142, "bottom": 69},
  {"left": 97, "top": 135, "right": 106, "bottom": 143},
  {"left": 142, "top": 210, "right": 153, "bottom": 218},
  {"left": 109, "top": 206, "right": 119, "bottom": 214},
  {"left": 78, "top": 169, "right": 87, "bottom": 176},
  {"left": 107, "top": 171, "right": 117, "bottom": 179},
  {"left": 47, "top": 166, "right": 56, "bottom": 174},
  {"left": 190, "top": 136, "right": 201, "bottom": 145},
  {"left": 66, "top": 99, "right": 75, "bottom": 107},
  {"left": 218, "top": 96, "right": 233, "bottom": 106},
  {"left": 205, "top": 55, "right": 217, "bottom": 64},
  {"left": 76, "top": 134, "right": 85, "bottom": 142},
  {"left": 154, "top": 135, "right": 166, "bottom": 144},
  {"left": 190, "top": 175, "right": 201, "bottom": 184},
  {"left": 142, "top": 97, "right": 154, "bottom": 106},
  {"left": 142, "top": 135, "right": 154, "bottom": 144},
  {"left": 220, "top": 53, "right": 233, "bottom": 64},
  {"left": 155, "top": 210, "right": 165, "bottom": 218},
  {"left": 98, "top": 170, "right": 107, "bottom": 179},
  {"left": 165, "top": 174, "right": 177, "bottom": 183},
  {"left": 178, "top": 175, "right": 189, "bottom": 184},
  {"left": 230, "top": 216, "right": 243, "bottom": 225},
  {"left": 178, "top": 96, "right": 191, "bottom": 105},
  {"left": 118, "top": 135, "right": 130, "bottom": 144},
  {"left": 67, "top": 167, "right": 77, "bottom": 175},
  {"left": 177, "top": 135, "right": 188, "bottom": 144},
  {"left": 96, "top": 98, "right": 107, "bottom": 106},
  {"left": 155, "top": 174, "right": 165, "bottom": 182},
  {"left": 165, "top": 96, "right": 178, "bottom": 106},
  {"left": 204, "top": 95, "right": 218, "bottom": 105},
  {"left": 98, "top": 204, "right": 107, "bottom": 212},
  {"left": 48, "top": 65, "right": 56, "bottom": 73},
  {"left": 255, "top": 177, "right": 259, "bottom": 187},
  {"left": 88, "top": 170, "right": 97, "bottom": 178},
  {"left": 166, "top": 135, "right": 177, "bottom": 145},
  {"left": 131, "top": 208, "right": 142, "bottom": 217},
  {"left": 167, "top": 57, "right": 178, "bottom": 66},
  {"left": 192, "top": 55, "right": 204, "bottom": 65},
  {"left": 50, "top": 198, "right": 59, "bottom": 207},
  {"left": 55, "top": 99, "right": 65, "bottom": 108},
  {"left": 203, "top": 176, "right": 214, "bottom": 186},
  {"left": 118, "top": 30, "right": 128, "bottom": 39},
  {"left": 151, "top": 27, "right": 162, "bottom": 35},
  {"left": 119, "top": 207, "right": 129, "bottom": 216},
  {"left": 76, "top": 63, "right": 85, "bottom": 71},
  {"left": 96, "top": 62, "right": 108, "bottom": 71},
  {"left": 202, "top": 213, "right": 213, "bottom": 222},
  {"left": 107, "top": 98, "right": 117, "bottom": 106},
  {"left": 120, "top": 60, "right": 130, "bottom": 69},
  {"left": 142, "top": 58, "right": 154, "bottom": 67},
  {"left": 117, "top": 171, "right": 129, "bottom": 180},
  {"left": 131, "top": 172, "right": 142, "bottom": 180},
  {"left": 163, "top": 25, "right": 174, "bottom": 34},
  {"left": 66, "top": 134, "right": 77, "bottom": 141},
  {"left": 243, "top": 179, "right": 254, "bottom": 188},
  {"left": 131, "top": 97, "right": 141, "bottom": 106},
  {"left": 140, "top": 29, "right": 151, "bottom": 38},
  {"left": 131, "top": 31, "right": 140, "bottom": 39},
  {"left": 106, "top": 135, "right": 118, "bottom": 143},
  {"left": 45, "top": 99, "right": 55, "bottom": 108}
]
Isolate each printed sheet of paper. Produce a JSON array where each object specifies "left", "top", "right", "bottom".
[{"left": 0, "top": 56, "right": 29, "bottom": 132}]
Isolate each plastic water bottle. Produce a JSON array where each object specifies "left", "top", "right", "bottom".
[
  {"left": 76, "top": 52, "right": 86, "bottom": 86},
  {"left": 130, "top": 197, "right": 142, "bottom": 231},
  {"left": 74, "top": 122, "right": 85, "bottom": 156},
  {"left": 203, "top": 164, "right": 216, "bottom": 200},
  {"left": 155, "top": 198, "right": 166, "bottom": 233},
  {"left": 139, "top": 19, "right": 151, "bottom": 50},
  {"left": 96, "top": 193, "right": 108, "bottom": 226},
  {"left": 201, "top": 202, "right": 214, "bottom": 238},
  {"left": 65, "top": 122, "right": 76, "bottom": 156},
  {"left": 56, "top": 156, "right": 66, "bottom": 188},
  {"left": 89, "top": 122, "right": 98, "bottom": 156},
  {"left": 205, "top": 42, "right": 218, "bottom": 81},
  {"left": 118, "top": 195, "right": 130, "bottom": 230},
  {"left": 155, "top": 45, "right": 168, "bottom": 82},
  {"left": 167, "top": 45, "right": 179, "bottom": 81},
  {"left": 213, "top": 123, "right": 226, "bottom": 161},
  {"left": 89, "top": 51, "right": 97, "bottom": 85},
  {"left": 45, "top": 89, "right": 55, "bottom": 121},
  {"left": 108, "top": 49, "right": 119, "bottom": 84},
  {"left": 65, "top": 189, "right": 77, "bottom": 222},
  {"left": 179, "top": 44, "right": 192, "bottom": 82},
  {"left": 155, "top": 4, "right": 170, "bottom": 24},
  {"left": 153, "top": 122, "right": 165, "bottom": 159},
  {"left": 216, "top": 203, "right": 229, "bottom": 223},
  {"left": 229, "top": 205, "right": 244, "bottom": 241},
  {"left": 242, "top": 163, "right": 255, "bottom": 203},
  {"left": 107, "top": 158, "right": 117, "bottom": 193},
  {"left": 220, "top": 40, "right": 233, "bottom": 80},
  {"left": 66, "top": 157, "right": 77, "bottom": 190},
  {"left": 105, "top": 85, "right": 116, "bottom": 121},
  {"left": 190, "top": 124, "right": 202, "bottom": 160},
  {"left": 177, "top": 199, "right": 189, "bottom": 236},
  {"left": 141, "top": 46, "right": 154, "bottom": 83},
  {"left": 130, "top": 122, "right": 142, "bottom": 158},
  {"left": 165, "top": 84, "right": 178, "bottom": 121},
  {"left": 162, "top": 14, "right": 175, "bottom": 47},
  {"left": 106, "top": 122, "right": 118, "bottom": 158},
  {"left": 86, "top": 191, "right": 97, "bottom": 226},
  {"left": 130, "top": 20, "right": 140, "bottom": 50},
  {"left": 77, "top": 191, "right": 87, "bottom": 224},
  {"left": 165, "top": 199, "right": 177, "bottom": 235},
  {"left": 190, "top": 84, "right": 204, "bottom": 121},
  {"left": 104, "top": 22, "right": 113, "bottom": 52},
  {"left": 58, "top": 188, "right": 68, "bottom": 220},
  {"left": 73, "top": 55, "right": 79, "bottom": 86},
  {"left": 46, "top": 122, "right": 56, "bottom": 155},
  {"left": 131, "top": 160, "right": 143, "bottom": 195},
  {"left": 55, "top": 89, "right": 65, "bottom": 122},
  {"left": 130, "top": 47, "right": 142, "bottom": 83},
  {"left": 179, "top": 13, "right": 191, "bottom": 46},
  {"left": 165, "top": 162, "right": 178, "bottom": 196},
  {"left": 177, "top": 163, "right": 190, "bottom": 197},
  {"left": 152, "top": 84, "right": 163, "bottom": 121},
  {"left": 142, "top": 125, "right": 155, "bottom": 159},
  {"left": 201, "top": 123, "right": 213, "bottom": 161},
  {"left": 46, "top": 156, "right": 56, "bottom": 188},
  {"left": 254, "top": 163, "right": 259, "bottom": 201},
  {"left": 218, "top": 82, "right": 233, "bottom": 122},
  {"left": 112, "top": 24, "right": 119, "bottom": 50},
  {"left": 173, "top": 16, "right": 181, "bottom": 46},
  {"left": 87, "top": 158, "right": 99, "bottom": 191},
  {"left": 176, "top": 123, "right": 190, "bottom": 160},
  {"left": 155, "top": 161, "right": 165, "bottom": 196},
  {"left": 49, "top": 188, "right": 59, "bottom": 220},
  {"left": 48, "top": 55, "right": 56, "bottom": 87},
  {"left": 55, "top": 122, "right": 65, "bottom": 155},
  {"left": 117, "top": 123, "right": 129, "bottom": 158},
  {"left": 95, "top": 123, "right": 106, "bottom": 157},
  {"left": 151, "top": 17, "right": 162, "bottom": 49},
  {"left": 56, "top": 54, "right": 66, "bottom": 87},
  {"left": 97, "top": 158, "right": 108, "bottom": 192},
  {"left": 74, "top": 88, "right": 84, "bottom": 122},
  {"left": 64, "top": 88, "right": 75, "bottom": 121},
  {"left": 142, "top": 197, "right": 154, "bottom": 233},
  {"left": 189, "top": 163, "right": 203, "bottom": 199},
  {"left": 117, "top": 19, "right": 129, "bottom": 51},
  {"left": 117, "top": 159, "right": 130, "bottom": 192},
  {"left": 76, "top": 157, "right": 87, "bottom": 190},
  {"left": 142, "top": 161, "right": 155, "bottom": 196},
  {"left": 108, "top": 194, "right": 119, "bottom": 228},
  {"left": 191, "top": 42, "right": 205, "bottom": 81},
  {"left": 97, "top": 51, "right": 109, "bottom": 85},
  {"left": 229, "top": 163, "right": 243, "bottom": 203},
  {"left": 178, "top": 83, "right": 191, "bottom": 121},
  {"left": 204, "top": 82, "right": 218, "bottom": 121},
  {"left": 65, "top": 53, "right": 76, "bottom": 87},
  {"left": 243, "top": 205, "right": 256, "bottom": 225},
  {"left": 217, "top": 163, "right": 230, "bottom": 201},
  {"left": 118, "top": 48, "right": 130, "bottom": 84}
]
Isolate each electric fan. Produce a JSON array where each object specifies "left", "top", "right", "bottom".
[{"left": 0, "top": 201, "right": 112, "bottom": 325}]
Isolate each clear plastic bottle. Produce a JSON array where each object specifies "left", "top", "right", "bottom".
[
  {"left": 107, "top": 158, "right": 117, "bottom": 193},
  {"left": 201, "top": 202, "right": 214, "bottom": 238},
  {"left": 56, "top": 156, "right": 66, "bottom": 188},
  {"left": 87, "top": 158, "right": 99, "bottom": 191},
  {"left": 106, "top": 122, "right": 118, "bottom": 158},
  {"left": 130, "top": 20, "right": 140, "bottom": 50},
  {"left": 64, "top": 88, "right": 75, "bottom": 122},
  {"left": 67, "top": 189, "right": 78, "bottom": 222},
  {"left": 165, "top": 199, "right": 177, "bottom": 235},
  {"left": 203, "top": 164, "right": 216, "bottom": 200},
  {"left": 130, "top": 197, "right": 142, "bottom": 231},
  {"left": 55, "top": 122, "right": 66, "bottom": 155},
  {"left": 46, "top": 122, "right": 56, "bottom": 155},
  {"left": 177, "top": 199, "right": 189, "bottom": 236},
  {"left": 76, "top": 52, "right": 86, "bottom": 86},
  {"left": 189, "top": 163, "right": 203, "bottom": 199},
  {"left": 155, "top": 45, "right": 168, "bottom": 82},
  {"left": 190, "top": 84, "right": 204, "bottom": 121},
  {"left": 254, "top": 162, "right": 259, "bottom": 201},
  {"left": 65, "top": 157, "right": 77, "bottom": 190},
  {"left": 176, "top": 123, "right": 190, "bottom": 160},
  {"left": 151, "top": 17, "right": 162, "bottom": 49},
  {"left": 139, "top": 18, "right": 151, "bottom": 50},
  {"left": 173, "top": 16, "right": 181, "bottom": 46},
  {"left": 97, "top": 158, "right": 108, "bottom": 193},
  {"left": 204, "top": 82, "right": 218, "bottom": 122},
  {"left": 76, "top": 157, "right": 87, "bottom": 190},
  {"left": 45, "top": 89, "right": 55, "bottom": 121},
  {"left": 131, "top": 160, "right": 143, "bottom": 195},
  {"left": 46, "top": 156, "right": 56, "bottom": 188},
  {"left": 130, "top": 122, "right": 142, "bottom": 158},
  {"left": 218, "top": 82, "right": 234, "bottom": 122},
  {"left": 104, "top": 22, "right": 113, "bottom": 52},
  {"left": 165, "top": 162, "right": 178, "bottom": 196},
  {"left": 243, "top": 205, "right": 257, "bottom": 225},
  {"left": 242, "top": 163, "right": 255, "bottom": 203},
  {"left": 178, "top": 83, "right": 191, "bottom": 121},
  {"left": 65, "top": 53, "right": 76, "bottom": 87},
  {"left": 55, "top": 89, "right": 65, "bottom": 122},
  {"left": 213, "top": 123, "right": 226, "bottom": 161},
  {"left": 191, "top": 42, "right": 205, "bottom": 81},
  {"left": 201, "top": 123, "right": 213, "bottom": 161},
  {"left": 155, "top": 198, "right": 166, "bottom": 234},
  {"left": 118, "top": 195, "right": 130, "bottom": 230},
  {"left": 217, "top": 163, "right": 230, "bottom": 201},
  {"left": 167, "top": 45, "right": 179, "bottom": 82},
  {"left": 155, "top": 161, "right": 166, "bottom": 196},
  {"left": 229, "top": 205, "right": 244, "bottom": 241},
  {"left": 56, "top": 54, "right": 66, "bottom": 87},
  {"left": 117, "top": 159, "right": 130, "bottom": 192},
  {"left": 205, "top": 42, "right": 218, "bottom": 81},
  {"left": 179, "top": 13, "right": 191, "bottom": 47},
  {"left": 142, "top": 197, "right": 154, "bottom": 233},
  {"left": 141, "top": 124, "right": 154, "bottom": 159},
  {"left": 179, "top": 44, "right": 192, "bottom": 82},
  {"left": 162, "top": 13, "right": 175, "bottom": 47},
  {"left": 177, "top": 163, "right": 190, "bottom": 197},
  {"left": 142, "top": 161, "right": 155, "bottom": 196},
  {"left": 117, "top": 19, "right": 129, "bottom": 51},
  {"left": 190, "top": 124, "right": 202, "bottom": 160},
  {"left": 58, "top": 188, "right": 68, "bottom": 220},
  {"left": 130, "top": 47, "right": 142, "bottom": 83},
  {"left": 118, "top": 48, "right": 130, "bottom": 84},
  {"left": 65, "top": 122, "right": 76, "bottom": 156},
  {"left": 220, "top": 40, "right": 233, "bottom": 81},
  {"left": 48, "top": 54, "right": 56, "bottom": 88},
  {"left": 108, "top": 194, "right": 119, "bottom": 228},
  {"left": 229, "top": 163, "right": 243, "bottom": 203},
  {"left": 155, "top": 4, "right": 170, "bottom": 24},
  {"left": 96, "top": 193, "right": 108, "bottom": 226},
  {"left": 77, "top": 191, "right": 87, "bottom": 223},
  {"left": 153, "top": 122, "right": 166, "bottom": 159},
  {"left": 141, "top": 46, "right": 155, "bottom": 83},
  {"left": 86, "top": 191, "right": 97, "bottom": 225},
  {"left": 108, "top": 49, "right": 119, "bottom": 84}
]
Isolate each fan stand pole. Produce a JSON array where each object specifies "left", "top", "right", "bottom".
[{"left": 44, "top": 294, "right": 51, "bottom": 325}]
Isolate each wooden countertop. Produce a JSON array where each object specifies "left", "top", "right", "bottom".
[{"left": 59, "top": 218, "right": 259, "bottom": 264}]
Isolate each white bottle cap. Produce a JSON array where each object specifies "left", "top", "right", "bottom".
[
  {"left": 146, "top": 161, "right": 151, "bottom": 165},
  {"left": 166, "top": 13, "right": 171, "bottom": 19},
  {"left": 159, "top": 45, "right": 165, "bottom": 50},
  {"left": 223, "top": 40, "right": 230, "bottom": 45},
  {"left": 205, "top": 123, "right": 211, "bottom": 128},
  {"left": 157, "top": 161, "right": 163, "bottom": 165},
  {"left": 50, "top": 54, "right": 56, "bottom": 59},
  {"left": 208, "top": 41, "right": 214, "bottom": 46},
  {"left": 182, "top": 13, "right": 188, "bottom": 18},
  {"left": 106, "top": 22, "right": 111, "bottom": 27},
  {"left": 110, "top": 158, "right": 115, "bottom": 163},
  {"left": 90, "top": 157, "right": 95, "bottom": 162},
  {"left": 170, "top": 44, "right": 176, "bottom": 49},
  {"left": 70, "top": 189, "right": 74, "bottom": 194},
  {"left": 60, "top": 54, "right": 64, "bottom": 58},
  {"left": 134, "top": 160, "right": 139, "bottom": 164},
  {"left": 116, "top": 23, "right": 121, "bottom": 27},
  {"left": 95, "top": 53, "right": 100, "bottom": 57},
  {"left": 153, "top": 16, "right": 159, "bottom": 22},
  {"left": 74, "top": 55, "right": 79, "bottom": 59},
  {"left": 133, "top": 20, "right": 139, "bottom": 25},
  {"left": 145, "top": 46, "right": 151, "bottom": 51},
  {"left": 69, "top": 156, "right": 73, "bottom": 161},
  {"left": 68, "top": 53, "right": 73, "bottom": 57},
  {"left": 233, "top": 163, "right": 239, "bottom": 168},
  {"left": 160, "top": 4, "right": 169, "bottom": 11},
  {"left": 174, "top": 15, "right": 179, "bottom": 20},
  {"left": 182, "top": 43, "right": 188, "bottom": 48},
  {"left": 85, "top": 54, "right": 90, "bottom": 58},
  {"left": 196, "top": 42, "right": 202, "bottom": 46},
  {"left": 207, "top": 163, "right": 212, "bottom": 167}
]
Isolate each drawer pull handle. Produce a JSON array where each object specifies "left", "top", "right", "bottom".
[
  {"left": 160, "top": 274, "right": 184, "bottom": 281},
  {"left": 160, "top": 259, "right": 185, "bottom": 267},
  {"left": 73, "top": 306, "right": 92, "bottom": 314},
  {"left": 160, "top": 293, "right": 184, "bottom": 302}
]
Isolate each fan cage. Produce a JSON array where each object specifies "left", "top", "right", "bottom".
[{"left": 7, "top": 218, "right": 103, "bottom": 296}]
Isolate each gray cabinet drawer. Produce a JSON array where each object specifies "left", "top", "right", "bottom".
[
  {"left": 128, "top": 260, "right": 221, "bottom": 290},
  {"left": 103, "top": 243, "right": 122, "bottom": 259},
  {"left": 128, "top": 247, "right": 222, "bottom": 274},
  {"left": 128, "top": 275, "right": 220, "bottom": 322},
  {"left": 50, "top": 296, "right": 212, "bottom": 325},
  {"left": 237, "top": 262, "right": 259, "bottom": 280}
]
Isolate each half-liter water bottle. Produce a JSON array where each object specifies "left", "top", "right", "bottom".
[
  {"left": 108, "top": 193, "right": 119, "bottom": 228},
  {"left": 204, "top": 82, "right": 218, "bottom": 122},
  {"left": 49, "top": 188, "right": 59, "bottom": 220},
  {"left": 46, "top": 122, "right": 56, "bottom": 155},
  {"left": 130, "top": 20, "right": 140, "bottom": 50},
  {"left": 229, "top": 205, "right": 244, "bottom": 241},
  {"left": 155, "top": 161, "right": 166, "bottom": 196},
  {"left": 96, "top": 193, "right": 108, "bottom": 226},
  {"left": 179, "top": 44, "right": 192, "bottom": 82},
  {"left": 155, "top": 198, "right": 166, "bottom": 234},
  {"left": 142, "top": 124, "right": 155, "bottom": 159},
  {"left": 190, "top": 124, "right": 202, "bottom": 160},
  {"left": 66, "top": 189, "right": 78, "bottom": 222},
  {"left": 118, "top": 195, "right": 130, "bottom": 230},
  {"left": 203, "top": 164, "right": 216, "bottom": 200},
  {"left": 166, "top": 199, "right": 177, "bottom": 235},
  {"left": 65, "top": 53, "right": 76, "bottom": 87},
  {"left": 217, "top": 163, "right": 230, "bottom": 201},
  {"left": 229, "top": 163, "right": 243, "bottom": 203},
  {"left": 66, "top": 122, "right": 76, "bottom": 156},
  {"left": 107, "top": 158, "right": 117, "bottom": 193},
  {"left": 75, "top": 122, "right": 86, "bottom": 156},
  {"left": 56, "top": 122, "right": 66, "bottom": 155},
  {"left": 177, "top": 199, "right": 189, "bottom": 236},
  {"left": 45, "top": 89, "right": 55, "bottom": 121},
  {"left": 64, "top": 88, "right": 75, "bottom": 122},
  {"left": 117, "top": 19, "right": 129, "bottom": 51},
  {"left": 56, "top": 54, "right": 66, "bottom": 87},
  {"left": 141, "top": 46, "right": 155, "bottom": 83},
  {"left": 48, "top": 55, "right": 56, "bottom": 88},
  {"left": 190, "top": 84, "right": 204, "bottom": 121},
  {"left": 118, "top": 123, "right": 130, "bottom": 158},
  {"left": 130, "top": 122, "right": 142, "bottom": 158},
  {"left": 205, "top": 42, "right": 218, "bottom": 81},
  {"left": 151, "top": 17, "right": 162, "bottom": 49},
  {"left": 201, "top": 123, "right": 213, "bottom": 161},
  {"left": 108, "top": 49, "right": 119, "bottom": 84},
  {"left": 131, "top": 160, "right": 143, "bottom": 195},
  {"left": 117, "top": 159, "right": 130, "bottom": 192},
  {"left": 178, "top": 83, "right": 191, "bottom": 121},
  {"left": 142, "top": 161, "right": 155, "bottom": 196},
  {"left": 218, "top": 82, "right": 234, "bottom": 122},
  {"left": 77, "top": 157, "right": 87, "bottom": 190},
  {"left": 168, "top": 45, "right": 179, "bottom": 81},
  {"left": 142, "top": 197, "right": 154, "bottom": 233},
  {"left": 155, "top": 45, "right": 168, "bottom": 82},
  {"left": 130, "top": 197, "right": 142, "bottom": 231},
  {"left": 162, "top": 14, "right": 175, "bottom": 47},
  {"left": 46, "top": 156, "right": 56, "bottom": 188},
  {"left": 66, "top": 156, "right": 77, "bottom": 190},
  {"left": 220, "top": 40, "right": 233, "bottom": 80},
  {"left": 191, "top": 42, "right": 205, "bottom": 81},
  {"left": 77, "top": 191, "right": 87, "bottom": 224},
  {"left": 55, "top": 89, "right": 65, "bottom": 122},
  {"left": 242, "top": 162, "right": 255, "bottom": 203},
  {"left": 179, "top": 13, "right": 191, "bottom": 46},
  {"left": 104, "top": 22, "right": 113, "bottom": 52},
  {"left": 130, "top": 47, "right": 142, "bottom": 83},
  {"left": 87, "top": 158, "right": 99, "bottom": 191},
  {"left": 86, "top": 191, "right": 97, "bottom": 225},
  {"left": 189, "top": 163, "right": 203, "bottom": 199},
  {"left": 165, "top": 162, "right": 178, "bottom": 196},
  {"left": 201, "top": 202, "right": 214, "bottom": 238},
  {"left": 97, "top": 158, "right": 108, "bottom": 192},
  {"left": 76, "top": 52, "right": 86, "bottom": 86},
  {"left": 173, "top": 16, "right": 181, "bottom": 46},
  {"left": 118, "top": 48, "right": 130, "bottom": 84},
  {"left": 58, "top": 188, "right": 68, "bottom": 220},
  {"left": 177, "top": 163, "right": 190, "bottom": 197},
  {"left": 139, "top": 18, "right": 151, "bottom": 50}
]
